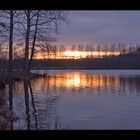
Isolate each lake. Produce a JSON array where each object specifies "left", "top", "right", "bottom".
[{"left": 2, "top": 70, "right": 140, "bottom": 129}]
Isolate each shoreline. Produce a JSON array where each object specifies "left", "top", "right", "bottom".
[{"left": 0, "top": 71, "right": 42, "bottom": 83}]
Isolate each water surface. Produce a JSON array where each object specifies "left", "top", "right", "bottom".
[{"left": 3, "top": 70, "right": 140, "bottom": 129}]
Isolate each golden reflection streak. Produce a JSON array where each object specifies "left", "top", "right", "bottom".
[
  {"left": 29, "top": 72, "right": 122, "bottom": 92},
  {"left": 13, "top": 71, "right": 137, "bottom": 96}
]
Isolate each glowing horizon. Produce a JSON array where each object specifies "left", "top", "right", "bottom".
[{"left": 33, "top": 50, "right": 121, "bottom": 59}]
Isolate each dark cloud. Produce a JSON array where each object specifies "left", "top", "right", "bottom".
[{"left": 56, "top": 11, "right": 140, "bottom": 45}]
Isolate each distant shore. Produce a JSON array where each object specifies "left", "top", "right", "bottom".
[
  {"left": 31, "top": 67, "right": 140, "bottom": 70},
  {"left": 1, "top": 52, "right": 140, "bottom": 70}
]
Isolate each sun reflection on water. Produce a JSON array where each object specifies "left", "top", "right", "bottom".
[
  {"left": 29, "top": 72, "right": 122, "bottom": 93},
  {"left": 65, "top": 75, "right": 81, "bottom": 88},
  {"left": 13, "top": 71, "right": 139, "bottom": 95}
]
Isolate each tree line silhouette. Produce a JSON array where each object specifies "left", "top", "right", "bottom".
[{"left": 0, "top": 43, "right": 140, "bottom": 70}]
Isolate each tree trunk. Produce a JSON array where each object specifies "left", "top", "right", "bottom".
[
  {"left": 24, "top": 11, "right": 31, "bottom": 73},
  {"left": 8, "top": 10, "right": 14, "bottom": 72},
  {"left": 28, "top": 11, "right": 40, "bottom": 71}
]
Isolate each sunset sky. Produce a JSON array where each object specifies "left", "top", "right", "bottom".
[
  {"left": 1, "top": 11, "right": 139, "bottom": 60},
  {"left": 56, "top": 11, "right": 140, "bottom": 45}
]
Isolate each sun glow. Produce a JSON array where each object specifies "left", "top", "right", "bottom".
[
  {"left": 63, "top": 51, "right": 87, "bottom": 59},
  {"left": 33, "top": 50, "right": 121, "bottom": 59}
]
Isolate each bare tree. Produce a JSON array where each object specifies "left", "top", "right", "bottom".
[
  {"left": 128, "top": 44, "right": 134, "bottom": 54},
  {"left": 85, "top": 45, "right": 90, "bottom": 59},
  {"left": 71, "top": 45, "right": 76, "bottom": 59},
  {"left": 0, "top": 11, "right": 11, "bottom": 71},
  {"left": 0, "top": 10, "right": 20, "bottom": 72},
  {"left": 59, "top": 45, "right": 65, "bottom": 59},
  {"left": 8, "top": 10, "right": 17, "bottom": 72},
  {"left": 16, "top": 10, "right": 67, "bottom": 72},
  {"left": 52, "top": 45, "right": 58, "bottom": 60},
  {"left": 104, "top": 44, "right": 108, "bottom": 59},
  {"left": 78, "top": 44, "right": 84, "bottom": 59},
  {"left": 121, "top": 43, "right": 127, "bottom": 55},
  {"left": 118, "top": 43, "right": 122, "bottom": 56},
  {"left": 0, "top": 10, "right": 68, "bottom": 72},
  {"left": 96, "top": 44, "right": 101, "bottom": 59},
  {"left": 110, "top": 43, "right": 116, "bottom": 56}
]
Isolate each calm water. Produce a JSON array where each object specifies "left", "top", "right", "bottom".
[{"left": 2, "top": 70, "right": 140, "bottom": 129}]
